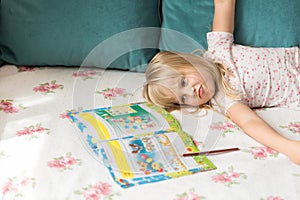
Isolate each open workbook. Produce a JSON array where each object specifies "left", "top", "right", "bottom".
[{"left": 69, "top": 102, "right": 216, "bottom": 188}]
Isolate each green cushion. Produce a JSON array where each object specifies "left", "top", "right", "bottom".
[
  {"left": 0, "top": 0, "right": 161, "bottom": 71},
  {"left": 160, "top": 0, "right": 300, "bottom": 52}
]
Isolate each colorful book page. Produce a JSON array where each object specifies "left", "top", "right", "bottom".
[{"left": 69, "top": 102, "right": 216, "bottom": 188}]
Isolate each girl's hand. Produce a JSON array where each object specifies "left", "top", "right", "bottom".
[
  {"left": 286, "top": 140, "right": 300, "bottom": 165},
  {"left": 227, "top": 102, "right": 300, "bottom": 165},
  {"left": 213, "top": 0, "right": 236, "bottom": 33}
]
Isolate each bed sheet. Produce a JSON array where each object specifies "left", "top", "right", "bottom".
[{"left": 0, "top": 64, "right": 300, "bottom": 200}]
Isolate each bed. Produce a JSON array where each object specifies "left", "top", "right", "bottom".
[
  {"left": 1, "top": 0, "right": 300, "bottom": 199},
  {"left": 1, "top": 64, "right": 300, "bottom": 200}
]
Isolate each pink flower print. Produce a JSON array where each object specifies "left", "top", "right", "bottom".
[
  {"left": 74, "top": 181, "right": 119, "bottom": 200},
  {"left": 0, "top": 99, "right": 25, "bottom": 114},
  {"left": 97, "top": 87, "right": 133, "bottom": 100},
  {"left": 211, "top": 166, "right": 247, "bottom": 187},
  {"left": 246, "top": 147, "right": 279, "bottom": 160},
  {"left": 1, "top": 182, "right": 17, "bottom": 196},
  {"left": 281, "top": 122, "right": 300, "bottom": 134},
  {"left": 261, "top": 196, "right": 284, "bottom": 200},
  {"left": 59, "top": 112, "right": 71, "bottom": 120},
  {"left": 209, "top": 121, "right": 237, "bottom": 135},
  {"left": 1, "top": 176, "right": 36, "bottom": 200},
  {"left": 59, "top": 108, "right": 82, "bottom": 121},
  {"left": 33, "top": 80, "right": 64, "bottom": 94},
  {"left": 211, "top": 174, "right": 232, "bottom": 184},
  {"left": 72, "top": 70, "right": 101, "bottom": 80},
  {"left": 16, "top": 123, "right": 49, "bottom": 139},
  {"left": 252, "top": 148, "right": 267, "bottom": 159},
  {"left": 17, "top": 66, "right": 37, "bottom": 72},
  {"left": 93, "top": 182, "right": 112, "bottom": 196},
  {"left": 174, "top": 188, "right": 205, "bottom": 200},
  {"left": 47, "top": 152, "right": 81, "bottom": 171}
]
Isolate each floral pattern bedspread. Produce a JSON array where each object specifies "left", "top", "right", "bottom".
[{"left": 1, "top": 64, "right": 300, "bottom": 200}]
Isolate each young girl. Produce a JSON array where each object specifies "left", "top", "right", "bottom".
[{"left": 143, "top": 0, "right": 300, "bottom": 165}]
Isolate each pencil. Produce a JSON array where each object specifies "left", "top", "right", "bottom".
[{"left": 182, "top": 147, "right": 240, "bottom": 157}]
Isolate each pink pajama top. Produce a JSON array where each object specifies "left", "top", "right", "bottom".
[{"left": 204, "top": 32, "right": 300, "bottom": 113}]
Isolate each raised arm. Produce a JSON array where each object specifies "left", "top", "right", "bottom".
[
  {"left": 212, "top": 0, "right": 236, "bottom": 33},
  {"left": 227, "top": 102, "right": 300, "bottom": 165}
]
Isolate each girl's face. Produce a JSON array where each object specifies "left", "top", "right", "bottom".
[{"left": 171, "top": 68, "right": 216, "bottom": 107}]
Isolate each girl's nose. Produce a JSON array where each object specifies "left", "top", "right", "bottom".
[{"left": 184, "top": 86, "right": 196, "bottom": 96}]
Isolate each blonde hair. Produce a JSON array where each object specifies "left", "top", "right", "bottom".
[{"left": 143, "top": 51, "right": 239, "bottom": 112}]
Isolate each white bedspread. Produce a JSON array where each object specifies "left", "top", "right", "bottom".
[{"left": 1, "top": 64, "right": 300, "bottom": 200}]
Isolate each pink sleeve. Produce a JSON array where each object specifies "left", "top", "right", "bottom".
[
  {"left": 206, "top": 32, "right": 234, "bottom": 62},
  {"left": 211, "top": 94, "right": 239, "bottom": 115},
  {"left": 207, "top": 32, "right": 234, "bottom": 50},
  {"left": 206, "top": 32, "right": 238, "bottom": 115}
]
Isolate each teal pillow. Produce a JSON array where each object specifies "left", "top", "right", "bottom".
[
  {"left": 0, "top": 0, "right": 161, "bottom": 71},
  {"left": 160, "top": 0, "right": 300, "bottom": 52},
  {"left": 235, "top": 0, "right": 300, "bottom": 47}
]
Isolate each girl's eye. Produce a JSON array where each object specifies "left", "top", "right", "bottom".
[
  {"left": 181, "top": 95, "right": 187, "bottom": 104},
  {"left": 181, "top": 77, "right": 187, "bottom": 87}
]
